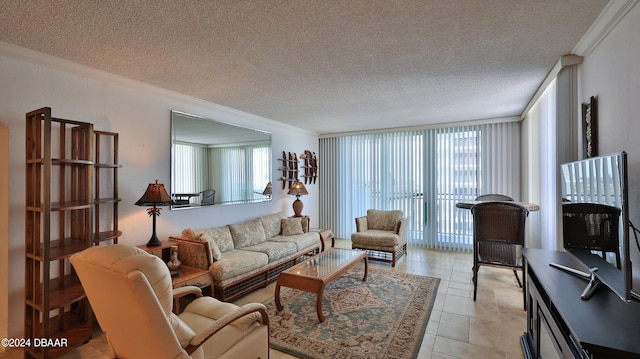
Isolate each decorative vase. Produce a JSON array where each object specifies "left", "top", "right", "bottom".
[{"left": 167, "top": 245, "right": 181, "bottom": 277}]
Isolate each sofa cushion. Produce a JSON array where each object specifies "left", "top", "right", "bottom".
[
  {"left": 367, "top": 209, "right": 403, "bottom": 231},
  {"left": 269, "top": 232, "right": 320, "bottom": 253},
  {"left": 352, "top": 230, "right": 400, "bottom": 247},
  {"left": 281, "top": 218, "right": 304, "bottom": 236},
  {"left": 198, "top": 233, "right": 223, "bottom": 261},
  {"left": 228, "top": 219, "right": 267, "bottom": 249},
  {"left": 208, "top": 250, "right": 268, "bottom": 282},
  {"left": 183, "top": 226, "right": 234, "bottom": 253},
  {"left": 259, "top": 212, "right": 286, "bottom": 238},
  {"left": 239, "top": 242, "right": 297, "bottom": 263}
]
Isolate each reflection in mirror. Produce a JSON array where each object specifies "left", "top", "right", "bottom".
[
  {"left": 170, "top": 110, "right": 272, "bottom": 209},
  {"left": 560, "top": 152, "right": 635, "bottom": 302}
]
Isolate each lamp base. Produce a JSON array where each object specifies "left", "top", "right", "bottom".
[
  {"left": 146, "top": 235, "right": 162, "bottom": 247},
  {"left": 292, "top": 198, "right": 304, "bottom": 217}
]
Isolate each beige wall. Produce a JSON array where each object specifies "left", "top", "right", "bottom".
[
  {"left": 0, "top": 46, "right": 319, "bottom": 338},
  {"left": 581, "top": 2, "right": 640, "bottom": 286}
]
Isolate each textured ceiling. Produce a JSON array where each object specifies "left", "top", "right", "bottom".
[{"left": 0, "top": 1, "right": 609, "bottom": 134}]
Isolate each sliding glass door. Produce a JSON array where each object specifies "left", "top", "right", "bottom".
[
  {"left": 422, "top": 128, "right": 480, "bottom": 250},
  {"left": 319, "top": 121, "right": 519, "bottom": 252}
]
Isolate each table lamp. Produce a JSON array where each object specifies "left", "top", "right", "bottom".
[
  {"left": 287, "top": 180, "right": 308, "bottom": 217},
  {"left": 135, "top": 179, "right": 175, "bottom": 246},
  {"left": 262, "top": 182, "right": 272, "bottom": 199}
]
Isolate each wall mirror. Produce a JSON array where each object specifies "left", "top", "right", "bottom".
[{"left": 170, "top": 110, "right": 272, "bottom": 210}]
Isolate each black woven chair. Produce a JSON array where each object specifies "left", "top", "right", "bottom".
[
  {"left": 475, "top": 194, "right": 514, "bottom": 201},
  {"left": 471, "top": 202, "right": 529, "bottom": 306},
  {"left": 562, "top": 202, "right": 621, "bottom": 269},
  {"left": 200, "top": 189, "right": 216, "bottom": 205}
]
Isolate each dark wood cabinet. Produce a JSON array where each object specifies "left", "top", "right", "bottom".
[{"left": 521, "top": 248, "right": 640, "bottom": 358}]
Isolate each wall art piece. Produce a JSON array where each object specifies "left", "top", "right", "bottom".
[
  {"left": 278, "top": 151, "right": 299, "bottom": 189},
  {"left": 582, "top": 96, "right": 597, "bottom": 158},
  {"left": 300, "top": 150, "right": 318, "bottom": 184}
]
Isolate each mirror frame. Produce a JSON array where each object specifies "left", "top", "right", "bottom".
[{"left": 170, "top": 110, "right": 272, "bottom": 210}]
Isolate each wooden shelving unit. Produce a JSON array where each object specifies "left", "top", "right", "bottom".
[
  {"left": 94, "top": 131, "right": 122, "bottom": 245},
  {"left": 24, "top": 107, "right": 94, "bottom": 358}
]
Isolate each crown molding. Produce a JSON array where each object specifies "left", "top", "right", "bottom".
[
  {"left": 573, "top": 0, "right": 639, "bottom": 56},
  {"left": 520, "top": 0, "right": 638, "bottom": 119},
  {"left": 0, "top": 41, "right": 319, "bottom": 136}
]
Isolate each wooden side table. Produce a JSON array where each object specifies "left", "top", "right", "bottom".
[
  {"left": 171, "top": 265, "right": 213, "bottom": 291},
  {"left": 138, "top": 240, "right": 213, "bottom": 288},
  {"left": 310, "top": 228, "right": 335, "bottom": 251},
  {"left": 138, "top": 241, "right": 214, "bottom": 313},
  {"left": 137, "top": 240, "right": 175, "bottom": 262}
]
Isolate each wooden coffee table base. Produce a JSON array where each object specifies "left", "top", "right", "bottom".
[{"left": 275, "top": 249, "right": 368, "bottom": 322}]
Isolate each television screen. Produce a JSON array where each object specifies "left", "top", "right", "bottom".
[{"left": 560, "top": 152, "right": 636, "bottom": 302}]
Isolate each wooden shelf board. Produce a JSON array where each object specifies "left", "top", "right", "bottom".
[
  {"left": 27, "top": 277, "right": 86, "bottom": 310},
  {"left": 94, "top": 230, "right": 122, "bottom": 243},
  {"left": 94, "top": 197, "right": 122, "bottom": 204},
  {"left": 26, "top": 202, "right": 94, "bottom": 211},
  {"left": 51, "top": 202, "right": 94, "bottom": 211},
  {"left": 25, "top": 238, "right": 88, "bottom": 261},
  {"left": 95, "top": 163, "right": 122, "bottom": 168}
]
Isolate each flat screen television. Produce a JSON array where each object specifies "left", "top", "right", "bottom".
[{"left": 559, "top": 151, "right": 638, "bottom": 302}]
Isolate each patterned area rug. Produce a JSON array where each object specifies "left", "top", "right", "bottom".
[{"left": 264, "top": 266, "right": 440, "bottom": 359}]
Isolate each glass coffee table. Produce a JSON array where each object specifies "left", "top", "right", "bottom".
[{"left": 275, "top": 248, "right": 368, "bottom": 322}]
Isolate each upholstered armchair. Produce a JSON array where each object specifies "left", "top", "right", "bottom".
[
  {"left": 70, "top": 244, "right": 269, "bottom": 359},
  {"left": 351, "top": 209, "right": 407, "bottom": 267}
]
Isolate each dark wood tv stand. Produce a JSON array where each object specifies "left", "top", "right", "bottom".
[{"left": 521, "top": 248, "right": 640, "bottom": 358}]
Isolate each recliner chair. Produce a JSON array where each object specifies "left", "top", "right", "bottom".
[{"left": 70, "top": 244, "right": 269, "bottom": 359}]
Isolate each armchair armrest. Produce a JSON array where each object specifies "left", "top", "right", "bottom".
[
  {"left": 173, "top": 286, "right": 203, "bottom": 314},
  {"left": 185, "top": 303, "right": 269, "bottom": 354},
  {"left": 396, "top": 217, "right": 408, "bottom": 244},
  {"left": 173, "top": 286, "right": 203, "bottom": 300},
  {"left": 355, "top": 216, "right": 368, "bottom": 232}
]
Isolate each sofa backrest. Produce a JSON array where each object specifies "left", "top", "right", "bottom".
[
  {"left": 259, "top": 211, "right": 287, "bottom": 238},
  {"left": 228, "top": 218, "right": 268, "bottom": 249}
]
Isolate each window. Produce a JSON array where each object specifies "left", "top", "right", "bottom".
[
  {"left": 173, "top": 143, "right": 208, "bottom": 195},
  {"left": 319, "top": 121, "right": 520, "bottom": 252}
]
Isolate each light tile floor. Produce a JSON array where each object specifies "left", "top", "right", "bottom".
[{"left": 2, "top": 239, "right": 526, "bottom": 359}]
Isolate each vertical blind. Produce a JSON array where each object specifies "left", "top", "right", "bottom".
[
  {"left": 319, "top": 121, "right": 520, "bottom": 251},
  {"left": 213, "top": 145, "right": 271, "bottom": 203},
  {"left": 173, "top": 143, "right": 208, "bottom": 195},
  {"left": 175, "top": 143, "right": 270, "bottom": 204}
]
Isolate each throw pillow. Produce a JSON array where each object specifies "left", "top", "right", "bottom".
[
  {"left": 181, "top": 228, "right": 197, "bottom": 240},
  {"left": 200, "top": 226, "right": 235, "bottom": 252},
  {"left": 300, "top": 216, "right": 309, "bottom": 232},
  {"left": 281, "top": 218, "right": 304, "bottom": 236},
  {"left": 259, "top": 211, "right": 287, "bottom": 238},
  {"left": 228, "top": 218, "right": 267, "bottom": 249},
  {"left": 198, "top": 232, "right": 222, "bottom": 261}
]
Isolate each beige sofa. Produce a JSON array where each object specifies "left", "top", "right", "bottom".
[{"left": 172, "top": 211, "right": 322, "bottom": 301}]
